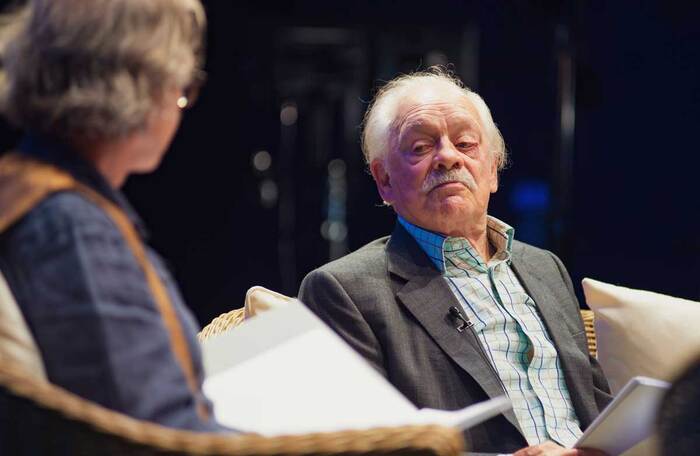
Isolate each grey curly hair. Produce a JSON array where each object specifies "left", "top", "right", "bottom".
[
  {"left": 361, "top": 66, "right": 508, "bottom": 171},
  {"left": 0, "top": 0, "right": 206, "bottom": 141}
]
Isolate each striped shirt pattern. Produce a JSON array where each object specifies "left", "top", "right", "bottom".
[{"left": 398, "top": 216, "right": 582, "bottom": 447}]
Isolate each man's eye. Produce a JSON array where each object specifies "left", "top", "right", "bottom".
[
  {"left": 456, "top": 142, "right": 476, "bottom": 151},
  {"left": 413, "top": 144, "right": 430, "bottom": 154}
]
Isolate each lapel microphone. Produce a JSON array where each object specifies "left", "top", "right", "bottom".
[{"left": 449, "top": 306, "right": 473, "bottom": 332}]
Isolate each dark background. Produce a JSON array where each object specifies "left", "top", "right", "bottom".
[{"left": 2, "top": 1, "right": 699, "bottom": 326}]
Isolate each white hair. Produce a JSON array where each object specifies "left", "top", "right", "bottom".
[
  {"left": 361, "top": 66, "right": 508, "bottom": 170},
  {"left": 0, "top": 0, "right": 206, "bottom": 141}
]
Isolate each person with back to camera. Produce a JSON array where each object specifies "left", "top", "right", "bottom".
[
  {"left": 0, "top": 0, "right": 227, "bottom": 431},
  {"left": 299, "top": 67, "right": 611, "bottom": 455}
]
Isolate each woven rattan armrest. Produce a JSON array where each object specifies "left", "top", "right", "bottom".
[{"left": 0, "top": 352, "right": 463, "bottom": 455}]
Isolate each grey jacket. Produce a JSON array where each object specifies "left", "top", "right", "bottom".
[{"left": 299, "top": 222, "right": 612, "bottom": 455}]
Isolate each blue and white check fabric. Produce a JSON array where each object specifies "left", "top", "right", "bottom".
[{"left": 399, "top": 216, "right": 583, "bottom": 447}]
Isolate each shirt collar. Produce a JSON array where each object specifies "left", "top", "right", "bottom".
[
  {"left": 17, "top": 133, "right": 149, "bottom": 239},
  {"left": 398, "top": 215, "right": 515, "bottom": 276}
]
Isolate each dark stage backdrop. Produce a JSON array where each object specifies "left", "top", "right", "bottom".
[{"left": 1, "top": 1, "right": 698, "bottom": 325}]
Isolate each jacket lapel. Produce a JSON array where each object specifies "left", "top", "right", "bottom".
[
  {"left": 509, "top": 246, "right": 597, "bottom": 427},
  {"left": 387, "top": 224, "right": 522, "bottom": 432}
]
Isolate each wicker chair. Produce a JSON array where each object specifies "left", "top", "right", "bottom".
[
  {"left": 580, "top": 309, "right": 597, "bottom": 358},
  {"left": 0, "top": 335, "right": 462, "bottom": 456},
  {"left": 198, "top": 308, "right": 246, "bottom": 342}
]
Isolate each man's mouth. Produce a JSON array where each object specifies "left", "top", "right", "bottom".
[{"left": 431, "top": 180, "right": 465, "bottom": 191}]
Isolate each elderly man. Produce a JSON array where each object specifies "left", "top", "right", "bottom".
[{"left": 299, "top": 68, "right": 611, "bottom": 455}]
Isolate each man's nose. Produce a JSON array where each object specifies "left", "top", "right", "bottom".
[{"left": 434, "top": 141, "right": 462, "bottom": 170}]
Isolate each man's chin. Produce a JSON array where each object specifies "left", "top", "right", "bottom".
[
  {"left": 431, "top": 191, "right": 472, "bottom": 208},
  {"left": 423, "top": 198, "right": 471, "bottom": 219}
]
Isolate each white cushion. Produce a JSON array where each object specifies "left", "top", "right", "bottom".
[
  {"left": 244, "top": 286, "right": 292, "bottom": 318},
  {"left": 582, "top": 278, "right": 700, "bottom": 394},
  {"left": 0, "top": 270, "right": 46, "bottom": 379},
  {"left": 582, "top": 278, "right": 700, "bottom": 456}
]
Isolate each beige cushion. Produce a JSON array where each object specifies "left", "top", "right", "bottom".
[
  {"left": 0, "top": 270, "right": 46, "bottom": 379},
  {"left": 581, "top": 278, "right": 700, "bottom": 456},
  {"left": 582, "top": 278, "right": 700, "bottom": 394},
  {"left": 244, "top": 286, "right": 292, "bottom": 318}
]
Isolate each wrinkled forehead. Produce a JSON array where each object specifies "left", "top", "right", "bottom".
[{"left": 391, "top": 81, "right": 482, "bottom": 132}]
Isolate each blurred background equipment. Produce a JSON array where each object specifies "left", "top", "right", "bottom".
[{"left": 1, "top": 0, "right": 698, "bottom": 325}]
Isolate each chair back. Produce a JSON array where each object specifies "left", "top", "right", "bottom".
[
  {"left": 198, "top": 286, "right": 291, "bottom": 341},
  {"left": 580, "top": 309, "right": 597, "bottom": 358}
]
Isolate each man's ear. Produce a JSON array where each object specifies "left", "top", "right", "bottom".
[
  {"left": 489, "top": 156, "right": 499, "bottom": 194},
  {"left": 370, "top": 158, "right": 393, "bottom": 204}
]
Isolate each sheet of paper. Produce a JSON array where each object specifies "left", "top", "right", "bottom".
[
  {"left": 414, "top": 396, "right": 511, "bottom": 429},
  {"left": 202, "top": 301, "right": 511, "bottom": 436},
  {"left": 575, "top": 376, "right": 670, "bottom": 455}
]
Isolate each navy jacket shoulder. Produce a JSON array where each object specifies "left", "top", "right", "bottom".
[{"left": 0, "top": 137, "right": 223, "bottom": 432}]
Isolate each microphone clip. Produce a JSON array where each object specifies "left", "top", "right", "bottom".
[{"left": 449, "top": 306, "right": 473, "bottom": 332}]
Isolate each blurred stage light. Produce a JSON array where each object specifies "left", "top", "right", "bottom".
[
  {"left": 252, "top": 150, "right": 272, "bottom": 172},
  {"left": 259, "top": 179, "right": 278, "bottom": 208},
  {"left": 280, "top": 102, "right": 298, "bottom": 126}
]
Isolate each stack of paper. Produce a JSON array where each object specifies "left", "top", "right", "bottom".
[
  {"left": 575, "top": 376, "right": 670, "bottom": 455},
  {"left": 201, "top": 300, "right": 511, "bottom": 436}
]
